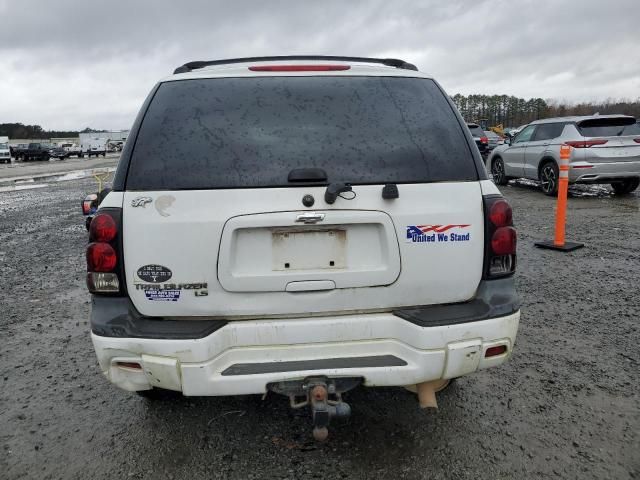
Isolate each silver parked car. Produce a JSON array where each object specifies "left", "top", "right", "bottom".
[
  {"left": 484, "top": 130, "right": 504, "bottom": 150},
  {"left": 488, "top": 115, "right": 640, "bottom": 195}
]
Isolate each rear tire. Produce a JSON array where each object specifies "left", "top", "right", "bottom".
[
  {"left": 539, "top": 161, "right": 559, "bottom": 196},
  {"left": 491, "top": 157, "right": 509, "bottom": 185},
  {"left": 611, "top": 178, "right": 639, "bottom": 195}
]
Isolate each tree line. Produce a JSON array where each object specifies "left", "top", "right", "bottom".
[
  {"left": 451, "top": 95, "right": 640, "bottom": 128},
  {"left": 3, "top": 96, "right": 640, "bottom": 138},
  {"left": 0, "top": 123, "right": 105, "bottom": 139}
]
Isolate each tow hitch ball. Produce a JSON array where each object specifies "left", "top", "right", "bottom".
[
  {"left": 307, "top": 382, "right": 351, "bottom": 441},
  {"left": 269, "top": 376, "right": 358, "bottom": 441}
]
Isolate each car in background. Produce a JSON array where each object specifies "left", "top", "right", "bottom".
[
  {"left": 0, "top": 136, "right": 10, "bottom": 163},
  {"left": 13, "top": 143, "right": 68, "bottom": 161},
  {"left": 467, "top": 123, "right": 489, "bottom": 156},
  {"left": 59, "top": 143, "right": 84, "bottom": 158},
  {"left": 10, "top": 143, "right": 27, "bottom": 158},
  {"left": 484, "top": 130, "right": 504, "bottom": 150},
  {"left": 488, "top": 115, "right": 640, "bottom": 195}
]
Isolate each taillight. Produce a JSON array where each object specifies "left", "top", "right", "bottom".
[
  {"left": 89, "top": 214, "right": 117, "bottom": 242},
  {"left": 86, "top": 208, "right": 123, "bottom": 295},
  {"left": 634, "top": 138, "right": 640, "bottom": 144},
  {"left": 564, "top": 139, "right": 608, "bottom": 148},
  {"left": 248, "top": 65, "right": 350, "bottom": 72},
  {"left": 86, "top": 243, "right": 117, "bottom": 271},
  {"left": 491, "top": 227, "right": 517, "bottom": 255},
  {"left": 480, "top": 136, "right": 489, "bottom": 144},
  {"left": 483, "top": 196, "right": 516, "bottom": 278}
]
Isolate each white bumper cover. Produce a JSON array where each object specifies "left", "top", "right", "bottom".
[{"left": 92, "top": 311, "right": 520, "bottom": 396}]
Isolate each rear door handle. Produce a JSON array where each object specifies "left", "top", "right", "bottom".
[{"left": 296, "top": 213, "right": 325, "bottom": 224}]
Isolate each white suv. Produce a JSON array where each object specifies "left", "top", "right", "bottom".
[{"left": 87, "top": 56, "right": 520, "bottom": 439}]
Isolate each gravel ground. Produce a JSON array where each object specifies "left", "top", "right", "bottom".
[
  {"left": 0, "top": 177, "right": 638, "bottom": 479},
  {"left": 0, "top": 155, "right": 119, "bottom": 181}
]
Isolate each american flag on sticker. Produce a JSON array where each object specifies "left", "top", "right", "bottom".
[{"left": 406, "top": 224, "right": 471, "bottom": 242}]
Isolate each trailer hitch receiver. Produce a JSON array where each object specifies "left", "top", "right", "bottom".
[{"left": 267, "top": 376, "right": 360, "bottom": 441}]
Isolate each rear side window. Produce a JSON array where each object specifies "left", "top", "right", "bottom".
[
  {"left": 532, "top": 123, "right": 566, "bottom": 141},
  {"left": 577, "top": 117, "right": 636, "bottom": 137},
  {"left": 622, "top": 122, "right": 640, "bottom": 136},
  {"left": 126, "top": 76, "right": 477, "bottom": 190}
]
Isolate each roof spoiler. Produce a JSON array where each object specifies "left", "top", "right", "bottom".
[
  {"left": 173, "top": 55, "right": 418, "bottom": 74},
  {"left": 577, "top": 116, "right": 636, "bottom": 127}
]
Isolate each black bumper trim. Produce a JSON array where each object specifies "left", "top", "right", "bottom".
[
  {"left": 91, "top": 278, "right": 519, "bottom": 339},
  {"left": 90, "top": 297, "right": 227, "bottom": 339},
  {"left": 221, "top": 355, "right": 407, "bottom": 376},
  {"left": 392, "top": 277, "right": 520, "bottom": 327}
]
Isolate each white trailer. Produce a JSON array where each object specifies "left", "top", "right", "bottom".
[
  {"left": 0, "top": 136, "right": 10, "bottom": 163},
  {"left": 79, "top": 134, "right": 107, "bottom": 157},
  {"left": 79, "top": 131, "right": 129, "bottom": 157}
]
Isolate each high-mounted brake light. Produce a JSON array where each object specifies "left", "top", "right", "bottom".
[
  {"left": 248, "top": 65, "right": 351, "bottom": 72},
  {"left": 565, "top": 139, "right": 608, "bottom": 148}
]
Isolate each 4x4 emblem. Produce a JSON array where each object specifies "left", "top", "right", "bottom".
[{"left": 131, "top": 196, "right": 152, "bottom": 207}]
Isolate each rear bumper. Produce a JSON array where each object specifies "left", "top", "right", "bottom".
[
  {"left": 91, "top": 277, "right": 521, "bottom": 396},
  {"left": 92, "top": 311, "right": 519, "bottom": 395},
  {"left": 570, "top": 160, "right": 640, "bottom": 183}
]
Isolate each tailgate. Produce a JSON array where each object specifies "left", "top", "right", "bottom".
[{"left": 122, "top": 183, "right": 485, "bottom": 318}]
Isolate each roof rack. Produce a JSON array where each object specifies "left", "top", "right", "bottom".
[{"left": 173, "top": 55, "right": 418, "bottom": 74}]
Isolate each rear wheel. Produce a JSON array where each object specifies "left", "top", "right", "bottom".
[
  {"left": 611, "top": 178, "right": 639, "bottom": 195},
  {"left": 42, "top": 154, "right": 50, "bottom": 162},
  {"left": 539, "top": 161, "right": 559, "bottom": 196},
  {"left": 491, "top": 157, "right": 508, "bottom": 185}
]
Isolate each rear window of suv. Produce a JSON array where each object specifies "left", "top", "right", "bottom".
[
  {"left": 126, "top": 76, "right": 478, "bottom": 190},
  {"left": 577, "top": 117, "right": 637, "bottom": 137}
]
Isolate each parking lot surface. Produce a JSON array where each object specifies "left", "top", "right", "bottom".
[
  {"left": 0, "top": 178, "right": 638, "bottom": 479},
  {"left": 0, "top": 155, "right": 119, "bottom": 182}
]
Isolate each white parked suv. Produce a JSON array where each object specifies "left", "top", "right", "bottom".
[{"left": 87, "top": 56, "right": 520, "bottom": 439}]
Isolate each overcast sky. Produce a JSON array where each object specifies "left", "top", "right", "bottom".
[{"left": 1, "top": 0, "right": 638, "bottom": 130}]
